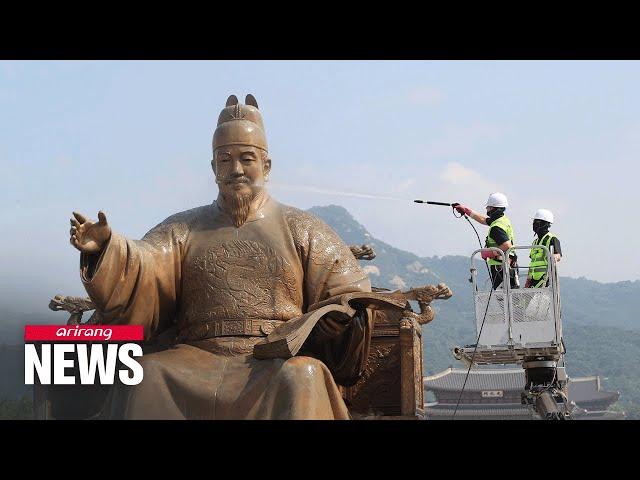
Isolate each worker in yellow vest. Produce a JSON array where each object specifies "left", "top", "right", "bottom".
[
  {"left": 525, "top": 209, "right": 562, "bottom": 288},
  {"left": 455, "top": 192, "right": 519, "bottom": 290}
]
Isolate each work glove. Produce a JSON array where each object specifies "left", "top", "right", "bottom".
[
  {"left": 454, "top": 204, "right": 472, "bottom": 216},
  {"left": 481, "top": 250, "right": 501, "bottom": 260}
]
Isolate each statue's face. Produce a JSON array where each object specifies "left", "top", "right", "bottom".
[{"left": 212, "top": 145, "right": 271, "bottom": 196}]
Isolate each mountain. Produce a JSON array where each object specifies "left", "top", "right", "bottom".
[
  {"left": 559, "top": 278, "right": 640, "bottom": 332},
  {"left": 311, "top": 204, "right": 640, "bottom": 418}
]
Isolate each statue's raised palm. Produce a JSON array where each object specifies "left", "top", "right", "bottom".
[{"left": 69, "top": 211, "right": 111, "bottom": 254}]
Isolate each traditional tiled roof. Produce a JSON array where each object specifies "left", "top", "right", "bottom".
[
  {"left": 424, "top": 367, "right": 526, "bottom": 392},
  {"left": 574, "top": 410, "right": 626, "bottom": 420},
  {"left": 425, "top": 405, "right": 532, "bottom": 418},
  {"left": 422, "top": 366, "right": 625, "bottom": 419},
  {"left": 424, "top": 403, "right": 626, "bottom": 420},
  {"left": 569, "top": 376, "right": 620, "bottom": 404},
  {"left": 424, "top": 368, "right": 620, "bottom": 405}
]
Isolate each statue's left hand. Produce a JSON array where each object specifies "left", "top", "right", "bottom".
[{"left": 69, "top": 211, "right": 112, "bottom": 254}]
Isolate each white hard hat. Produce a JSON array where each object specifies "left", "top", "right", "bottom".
[
  {"left": 486, "top": 192, "right": 509, "bottom": 208},
  {"left": 533, "top": 209, "right": 554, "bottom": 223}
]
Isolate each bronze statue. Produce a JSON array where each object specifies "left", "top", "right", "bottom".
[{"left": 68, "top": 94, "right": 376, "bottom": 419}]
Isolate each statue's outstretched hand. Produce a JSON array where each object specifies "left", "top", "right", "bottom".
[{"left": 69, "top": 211, "right": 112, "bottom": 254}]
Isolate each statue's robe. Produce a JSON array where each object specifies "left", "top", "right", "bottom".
[{"left": 80, "top": 195, "right": 371, "bottom": 419}]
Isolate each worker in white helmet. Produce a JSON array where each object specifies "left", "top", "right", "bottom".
[
  {"left": 455, "top": 192, "right": 519, "bottom": 289},
  {"left": 525, "top": 209, "right": 562, "bottom": 288}
]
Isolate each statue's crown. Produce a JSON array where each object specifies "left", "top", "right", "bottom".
[{"left": 213, "top": 94, "right": 268, "bottom": 151}]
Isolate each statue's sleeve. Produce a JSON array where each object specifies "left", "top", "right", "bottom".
[
  {"left": 299, "top": 219, "right": 371, "bottom": 307},
  {"left": 291, "top": 211, "right": 373, "bottom": 385},
  {"left": 79, "top": 218, "right": 188, "bottom": 339}
]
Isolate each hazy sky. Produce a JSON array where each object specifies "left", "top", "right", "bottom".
[{"left": 1, "top": 60, "right": 639, "bottom": 311}]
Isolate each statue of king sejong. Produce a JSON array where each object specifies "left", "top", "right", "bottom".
[{"left": 68, "top": 94, "right": 373, "bottom": 419}]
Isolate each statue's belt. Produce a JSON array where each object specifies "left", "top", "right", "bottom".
[{"left": 177, "top": 319, "right": 286, "bottom": 341}]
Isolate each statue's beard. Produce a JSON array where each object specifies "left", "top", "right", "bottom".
[{"left": 220, "top": 186, "right": 258, "bottom": 228}]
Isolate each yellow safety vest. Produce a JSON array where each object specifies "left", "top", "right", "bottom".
[
  {"left": 485, "top": 215, "right": 515, "bottom": 267},
  {"left": 528, "top": 232, "right": 556, "bottom": 284}
]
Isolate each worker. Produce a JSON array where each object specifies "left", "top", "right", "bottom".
[
  {"left": 455, "top": 192, "right": 519, "bottom": 289},
  {"left": 526, "top": 209, "right": 562, "bottom": 288}
]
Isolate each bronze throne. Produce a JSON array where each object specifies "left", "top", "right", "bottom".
[{"left": 342, "top": 244, "right": 452, "bottom": 418}]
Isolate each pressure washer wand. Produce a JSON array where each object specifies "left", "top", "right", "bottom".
[{"left": 414, "top": 199, "right": 460, "bottom": 207}]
